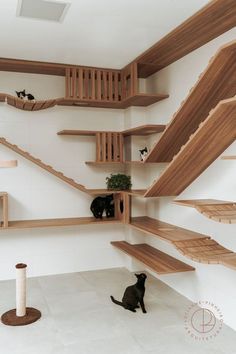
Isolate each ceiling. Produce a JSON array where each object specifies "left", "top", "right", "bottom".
[{"left": 0, "top": 0, "right": 209, "bottom": 69}]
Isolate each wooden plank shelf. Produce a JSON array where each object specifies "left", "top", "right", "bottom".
[
  {"left": 221, "top": 156, "right": 236, "bottom": 160},
  {"left": 174, "top": 199, "right": 236, "bottom": 224},
  {"left": 57, "top": 93, "right": 168, "bottom": 109},
  {"left": 134, "top": 0, "right": 236, "bottom": 77},
  {"left": 57, "top": 124, "right": 166, "bottom": 137},
  {"left": 130, "top": 216, "right": 208, "bottom": 243},
  {"left": 87, "top": 189, "right": 146, "bottom": 196},
  {"left": 85, "top": 161, "right": 162, "bottom": 166},
  {"left": 145, "top": 97, "right": 236, "bottom": 197},
  {"left": 145, "top": 40, "right": 236, "bottom": 163},
  {"left": 0, "top": 160, "right": 17, "bottom": 167},
  {"left": 0, "top": 217, "right": 120, "bottom": 230},
  {"left": 129, "top": 216, "right": 236, "bottom": 270},
  {"left": 111, "top": 241, "right": 195, "bottom": 274}
]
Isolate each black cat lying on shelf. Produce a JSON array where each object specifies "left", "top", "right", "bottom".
[
  {"left": 110, "top": 273, "right": 147, "bottom": 313},
  {"left": 15, "top": 89, "right": 35, "bottom": 101},
  {"left": 90, "top": 194, "right": 114, "bottom": 219}
]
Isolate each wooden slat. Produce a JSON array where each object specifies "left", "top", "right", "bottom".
[
  {"left": 96, "top": 70, "right": 102, "bottom": 100},
  {"left": 71, "top": 68, "right": 77, "bottom": 98},
  {"left": 65, "top": 67, "right": 70, "bottom": 97},
  {"left": 96, "top": 133, "right": 101, "bottom": 162},
  {"left": 101, "top": 133, "right": 107, "bottom": 162},
  {"left": 1, "top": 193, "right": 8, "bottom": 228},
  {"left": 0, "top": 93, "right": 6, "bottom": 102},
  {"left": 145, "top": 97, "right": 236, "bottom": 197},
  {"left": 108, "top": 71, "right": 113, "bottom": 101},
  {"left": 114, "top": 72, "right": 119, "bottom": 101},
  {"left": 221, "top": 155, "right": 236, "bottom": 160},
  {"left": 133, "top": 0, "right": 236, "bottom": 77},
  {"left": 146, "top": 41, "right": 236, "bottom": 163},
  {"left": 91, "top": 69, "right": 96, "bottom": 100},
  {"left": 103, "top": 71, "right": 107, "bottom": 100},
  {"left": 113, "top": 133, "right": 118, "bottom": 162},
  {"left": 84, "top": 69, "right": 89, "bottom": 99},
  {"left": 77, "top": 68, "right": 83, "bottom": 99},
  {"left": 111, "top": 241, "right": 195, "bottom": 274},
  {"left": 119, "top": 133, "right": 124, "bottom": 162},
  {"left": 107, "top": 132, "right": 112, "bottom": 162}
]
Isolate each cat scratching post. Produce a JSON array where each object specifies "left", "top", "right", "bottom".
[{"left": 1, "top": 263, "right": 41, "bottom": 326}]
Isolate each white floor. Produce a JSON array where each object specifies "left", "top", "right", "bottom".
[{"left": 0, "top": 268, "right": 236, "bottom": 354}]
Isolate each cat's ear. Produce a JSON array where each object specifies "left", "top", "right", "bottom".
[{"left": 135, "top": 273, "right": 139, "bottom": 278}]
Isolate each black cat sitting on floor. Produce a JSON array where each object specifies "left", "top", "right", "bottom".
[
  {"left": 90, "top": 194, "right": 114, "bottom": 219},
  {"left": 15, "top": 89, "right": 35, "bottom": 101},
  {"left": 110, "top": 273, "right": 147, "bottom": 313}
]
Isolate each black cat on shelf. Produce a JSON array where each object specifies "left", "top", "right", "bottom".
[
  {"left": 90, "top": 194, "right": 114, "bottom": 219},
  {"left": 15, "top": 89, "right": 35, "bottom": 101},
  {"left": 110, "top": 273, "right": 147, "bottom": 313},
  {"left": 139, "top": 147, "right": 148, "bottom": 161}
]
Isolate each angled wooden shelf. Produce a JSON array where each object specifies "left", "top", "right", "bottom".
[
  {"left": 130, "top": 216, "right": 236, "bottom": 270},
  {"left": 130, "top": 216, "right": 208, "bottom": 243},
  {"left": 111, "top": 241, "right": 195, "bottom": 274},
  {"left": 145, "top": 97, "right": 236, "bottom": 197},
  {"left": 0, "top": 137, "right": 88, "bottom": 194},
  {"left": 0, "top": 217, "right": 120, "bottom": 230},
  {"left": 221, "top": 156, "right": 236, "bottom": 160},
  {"left": 145, "top": 40, "right": 236, "bottom": 163},
  {"left": 174, "top": 199, "right": 236, "bottom": 224},
  {"left": 57, "top": 124, "right": 166, "bottom": 137},
  {"left": 134, "top": 0, "right": 236, "bottom": 77}
]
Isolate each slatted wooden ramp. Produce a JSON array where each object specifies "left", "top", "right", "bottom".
[
  {"left": 145, "top": 97, "right": 236, "bottom": 197},
  {"left": 130, "top": 216, "right": 236, "bottom": 271},
  {"left": 111, "top": 241, "right": 195, "bottom": 274},
  {"left": 174, "top": 199, "right": 236, "bottom": 224},
  {"left": 0, "top": 137, "right": 88, "bottom": 194},
  {"left": 145, "top": 40, "right": 236, "bottom": 163}
]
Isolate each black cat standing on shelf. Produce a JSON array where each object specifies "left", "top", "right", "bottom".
[
  {"left": 90, "top": 194, "right": 114, "bottom": 219},
  {"left": 139, "top": 147, "right": 148, "bottom": 161},
  {"left": 15, "top": 90, "right": 35, "bottom": 101},
  {"left": 110, "top": 273, "right": 147, "bottom": 313}
]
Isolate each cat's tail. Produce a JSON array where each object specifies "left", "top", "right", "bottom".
[{"left": 110, "top": 295, "right": 124, "bottom": 307}]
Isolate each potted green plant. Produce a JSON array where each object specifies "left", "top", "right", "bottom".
[{"left": 106, "top": 173, "right": 132, "bottom": 190}]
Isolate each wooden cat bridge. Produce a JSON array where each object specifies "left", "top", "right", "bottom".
[{"left": 0, "top": 0, "right": 236, "bottom": 275}]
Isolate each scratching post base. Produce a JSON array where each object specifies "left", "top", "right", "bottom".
[{"left": 1, "top": 307, "right": 41, "bottom": 326}]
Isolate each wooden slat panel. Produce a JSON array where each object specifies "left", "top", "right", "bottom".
[
  {"left": 118, "top": 133, "right": 124, "bottom": 162},
  {"left": 145, "top": 97, "right": 236, "bottom": 197},
  {"left": 111, "top": 241, "right": 195, "bottom": 274},
  {"left": 96, "top": 70, "right": 102, "bottom": 100}
]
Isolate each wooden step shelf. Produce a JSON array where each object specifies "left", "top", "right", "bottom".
[
  {"left": 0, "top": 94, "right": 59, "bottom": 111},
  {"left": 130, "top": 216, "right": 236, "bottom": 270},
  {"left": 174, "top": 199, "right": 236, "bottom": 224},
  {"left": 145, "top": 40, "right": 236, "bottom": 163},
  {"left": 221, "top": 156, "right": 236, "bottom": 160},
  {"left": 0, "top": 217, "right": 120, "bottom": 230},
  {"left": 0, "top": 192, "right": 8, "bottom": 228},
  {"left": 145, "top": 97, "right": 236, "bottom": 197},
  {"left": 111, "top": 241, "right": 195, "bottom": 274}
]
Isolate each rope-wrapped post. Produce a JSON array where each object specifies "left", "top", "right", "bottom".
[
  {"left": 1, "top": 263, "right": 41, "bottom": 326},
  {"left": 16, "top": 263, "right": 27, "bottom": 317}
]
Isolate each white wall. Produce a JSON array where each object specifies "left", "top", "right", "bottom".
[
  {"left": 0, "top": 72, "right": 127, "bottom": 280},
  {"left": 140, "top": 28, "right": 236, "bottom": 330}
]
